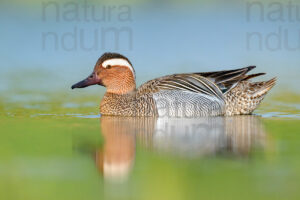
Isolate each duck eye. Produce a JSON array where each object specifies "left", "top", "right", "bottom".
[{"left": 106, "top": 65, "right": 112, "bottom": 69}]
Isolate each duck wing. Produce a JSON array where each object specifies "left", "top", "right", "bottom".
[
  {"left": 138, "top": 66, "right": 259, "bottom": 99},
  {"left": 138, "top": 73, "right": 224, "bottom": 100}
]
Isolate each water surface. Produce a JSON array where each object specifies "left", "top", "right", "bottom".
[{"left": 1, "top": 92, "right": 300, "bottom": 200}]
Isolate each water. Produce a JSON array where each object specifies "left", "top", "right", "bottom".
[{"left": 1, "top": 91, "right": 300, "bottom": 200}]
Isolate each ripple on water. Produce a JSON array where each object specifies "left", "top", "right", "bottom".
[
  {"left": 257, "top": 101, "right": 300, "bottom": 119},
  {"left": 75, "top": 114, "right": 101, "bottom": 118},
  {"left": 28, "top": 101, "right": 300, "bottom": 120},
  {"left": 30, "top": 113, "right": 300, "bottom": 119},
  {"left": 61, "top": 102, "right": 97, "bottom": 108},
  {"left": 30, "top": 113, "right": 100, "bottom": 118},
  {"left": 260, "top": 112, "right": 300, "bottom": 119}
]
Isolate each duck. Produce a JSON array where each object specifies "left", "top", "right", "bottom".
[{"left": 71, "top": 52, "right": 276, "bottom": 117}]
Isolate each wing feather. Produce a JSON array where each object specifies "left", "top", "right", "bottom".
[
  {"left": 138, "top": 74, "right": 224, "bottom": 100},
  {"left": 137, "top": 66, "right": 262, "bottom": 98}
]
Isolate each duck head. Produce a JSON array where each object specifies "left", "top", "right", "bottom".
[{"left": 71, "top": 52, "right": 136, "bottom": 94}]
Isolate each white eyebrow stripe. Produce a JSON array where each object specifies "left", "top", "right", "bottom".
[{"left": 102, "top": 58, "right": 135, "bottom": 78}]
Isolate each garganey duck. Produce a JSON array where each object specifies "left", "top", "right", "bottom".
[{"left": 72, "top": 52, "right": 276, "bottom": 117}]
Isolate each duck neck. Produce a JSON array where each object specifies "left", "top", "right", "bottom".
[
  {"left": 105, "top": 75, "right": 136, "bottom": 95},
  {"left": 106, "top": 83, "right": 136, "bottom": 95}
]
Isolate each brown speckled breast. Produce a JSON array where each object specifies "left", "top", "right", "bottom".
[{"left": 100, "top": 92, "right": 158, "bottom": 116}]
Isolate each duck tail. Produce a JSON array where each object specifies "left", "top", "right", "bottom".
[
  {"left": 225, "top": 77, "right": 276, "bottom": 116},
  {"left": 251, "top": 77, "right": 276, "bottom": 98}
]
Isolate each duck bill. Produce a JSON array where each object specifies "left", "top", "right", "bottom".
[{"left": 71, "top": 73, "right": 102, "bottom": 89}]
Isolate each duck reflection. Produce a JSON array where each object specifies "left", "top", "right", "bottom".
[
  {"left": 95, "top": 115, "right": 266, "bottom": 181},
  {"left": 95, "top": 117, "right": 136, "bottom": 182}
]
